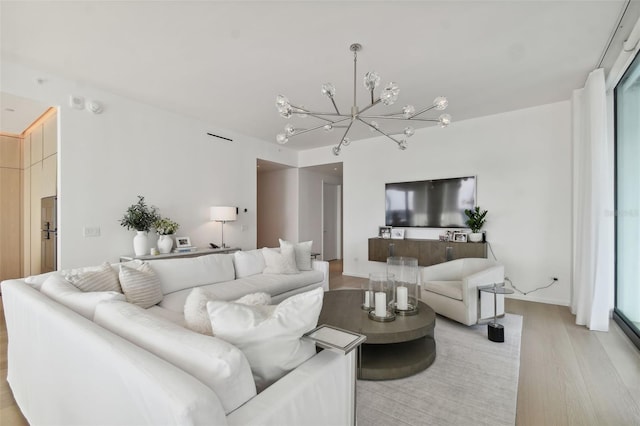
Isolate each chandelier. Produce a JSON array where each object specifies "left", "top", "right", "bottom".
[{"left": 275, "top": 43, "right": 451, "bottom": 156}]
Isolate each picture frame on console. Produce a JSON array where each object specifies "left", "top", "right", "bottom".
[
  {"left": 452, "top": 232, "right": 467, "bottom": 242},
  {"left": 390, "top": 228, "right": 405, "bottom": 240},
  {"left": 175, "top": 236, "right": 192, "bottom": 248},
  {"left": 379, "top": 226, "right": 391, "bottom": 239}
]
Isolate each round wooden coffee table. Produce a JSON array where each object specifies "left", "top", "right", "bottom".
[{"left": 318, "top": 289, "right": 436, "bottom": 380}]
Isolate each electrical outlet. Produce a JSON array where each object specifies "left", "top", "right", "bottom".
[{"left": 83, "top": 226, "right": 101, "bottom": 237}]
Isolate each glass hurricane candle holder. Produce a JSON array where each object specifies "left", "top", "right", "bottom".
[
  {"left": 362, "top": 275, "right": 374, "bottom": 311},
  {"left": 387, "top": 256, "right": 419, "bottom": 316},
  {"left": 367, "top": 272, "right": 396, "bottom": 322}
]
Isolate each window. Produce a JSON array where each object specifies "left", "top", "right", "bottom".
[{"left": 614, "top": 51, "right": 640, "bottom": 348}]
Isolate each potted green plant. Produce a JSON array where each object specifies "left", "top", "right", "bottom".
[
  {"left": 464, "top": 206, "right": 488, "bottom": 243},
  {"left": 120, "top": 196, "right": 160, "bottom": 255},
  {"left": 154, "top": 217, "right": 179, "bottom": 254}
]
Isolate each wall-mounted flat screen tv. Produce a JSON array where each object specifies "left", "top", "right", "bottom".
[{"left": 385, "top": 176, "right": 476, "bottom": 228}]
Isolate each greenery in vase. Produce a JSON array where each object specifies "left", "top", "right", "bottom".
[
  {"left": 154, "top": 217, "right": 179, "bottom": 235},
  {"left": 120, "top": 196, "right": 160, "bottom": 232},
  {"left": 464, "top": 206, "right": 488, "bottom": 233}
]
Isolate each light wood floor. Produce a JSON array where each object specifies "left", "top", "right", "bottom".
[{"left": 1, "top": 262, "right": 639, "bottom": 425}]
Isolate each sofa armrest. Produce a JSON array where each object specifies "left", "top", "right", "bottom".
[
  {"left": 462, "top": 264, "right": 505, "bottom": 304},
  {"left": 312, "top": 260, "right": 330, "bottom": 291},
  {"left": 227, "top": 349, "right": 354, "bottom": 426}
]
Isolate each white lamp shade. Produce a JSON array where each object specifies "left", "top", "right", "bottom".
[{"left": 210, "top": 206, "right": 237, "bottom": 222}]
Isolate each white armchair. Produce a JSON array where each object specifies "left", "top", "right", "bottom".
[{"left": 420, "top": 258, "right": 505, "bottom": 326}]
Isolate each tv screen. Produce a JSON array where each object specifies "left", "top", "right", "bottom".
[{"left": 385, "top": 176, "right": 476, "bottom": 228}]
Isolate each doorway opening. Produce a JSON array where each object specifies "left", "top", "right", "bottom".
[{"left": 0, "top": 92, "right": 58, "bottom": 279}]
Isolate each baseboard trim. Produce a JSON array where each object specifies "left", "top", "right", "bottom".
[{"left": 505, "top": 293, "right": 570, "bottom": 306}]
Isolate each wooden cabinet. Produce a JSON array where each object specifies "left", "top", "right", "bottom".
[
  {"left": 43, "top": 114, "right": 57, "bottom": 158},
  {"left": 30, "top": 125, "right": 43, "bottom": 165},
  {"left": 0, "top": 135, "right": 22, "bottom": 281},
  {"left": 368, "top": 238, "right": 487, "bottom": 267}
]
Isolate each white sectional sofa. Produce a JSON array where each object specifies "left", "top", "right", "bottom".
[{"left": 2, "top": 250, "right": 356, "bottom": 426}]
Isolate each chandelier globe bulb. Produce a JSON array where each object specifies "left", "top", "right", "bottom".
[
  {"left": 321, "top": 83, "right": 336, "bottom": 98},
  {"left": 332, "top": 146, "right": 341, "bottom": 156},
  {"left": 402, "top": 105, "right": 415, "bottom": 119},
  {"left": 404, "top": 126, "right": 415, "bottom": 137},
  {"left": 438, "top": 113, "right": 452, "bottom": 128},
  {"left": 284, "top": 124, "right": 295, "bottom": 136},
  {"left": 276, "top": 94, "right": 288, "bottom": 106},
  {"left": 381, "top": 82, "right": 400, "bottom": 105},
  {"left": 342, "top": 137, "right": 351, "bottom": 146},
  {"left": 276, "top": 133, "right": 289, "bottom": 144},
  {"left": 398, "top": 139, "right": 408, "bottom": 150},
  {"left": 279, "top": 108, "right": 292, "bottom": 119},
  {"left": 363, "top": 71, "right": 381, "bottom": 90},
  {"left": 323, "top": 123, "right": 334, "bottom": 132},
  {"left": 433, "top": 96, "right": 448, "bottom": 110},
  {"left": 369, "top": 121, "right": 379, "bottom": 132}
]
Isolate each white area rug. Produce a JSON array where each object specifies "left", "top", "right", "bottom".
[{"left": 357, "top": 314, "right": 522, "bottom": 426}]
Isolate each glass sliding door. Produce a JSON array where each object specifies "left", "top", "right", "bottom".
[{"left": 614, "top": 52, "right": 640, "bottom": 348}]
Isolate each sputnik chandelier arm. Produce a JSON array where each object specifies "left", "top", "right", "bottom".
[{"left": 275, "top": 43, "right": 451, "bottom": 155}]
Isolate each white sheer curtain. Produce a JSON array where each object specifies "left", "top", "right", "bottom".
[{"left": 571, "top": 68, "right": 615, "bottom": 331}]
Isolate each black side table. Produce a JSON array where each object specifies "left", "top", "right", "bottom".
[{"left": 478, "top": 283, "right": 514, "bottom": 342}]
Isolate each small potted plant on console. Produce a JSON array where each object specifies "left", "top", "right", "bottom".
[
  {"left": 120, "top": 195, "right": 160, "bottom": 255},
  {"left": 464, "top": 206, "right": 488, "bottom": 243},
  {"left": 154, "top": 217, "right": 180, "bottom": 254}
]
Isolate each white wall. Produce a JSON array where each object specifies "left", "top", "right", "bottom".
[
  {"left": 300, "top": 101, "right": 572, "bottom": 306},
  {"left": 256, "top": 167, "right": 299, "bottom": 247},
  {"left": 298, "top": 168, "right": 342, "bottom": 254},
  {"left": 2, "top": 61, "right": 298, "bottom": 269}
]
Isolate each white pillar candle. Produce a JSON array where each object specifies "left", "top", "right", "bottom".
[
  {"left": 397, "top": 286, "right": 409, "bottom": 310},
  {"left": 363, "top": 291, "right": 372, "bottom": 308},
  {"left": 374, "top": 292, "right": 387, "bottom": 317}
]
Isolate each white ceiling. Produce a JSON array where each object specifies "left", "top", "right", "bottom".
[
  {"left": 0, "top": 92, "right": 50, "bottom": 134},
  {"left": 1, "top": 1, "right": 637, "bottom": 149}
]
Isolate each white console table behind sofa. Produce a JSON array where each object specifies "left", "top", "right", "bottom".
[{"left": 120, "top": 247, "right": 239, "bottom": 262}]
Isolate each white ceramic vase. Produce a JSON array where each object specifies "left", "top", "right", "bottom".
[
  {"left": 133, "top": 231, "right": 149, "bottom": 256},
  {"left": 157, "top": 234, "right": 173, "bottom": 254},
  {"left": 469, "top": 232, "right": 483, "bottom": 243}
]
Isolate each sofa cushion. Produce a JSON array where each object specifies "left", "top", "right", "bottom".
[
  {"left": 423, "top": 280, "right": 464, "bottom": 301},
  {"left": 119, "top": 263, "right": 163, "bottom": 308},
  {"left": 94, "top": 301, "right": 256, "bottom": 414},
  {"left": 147, "top": 254, "right": 235, "bottom": 295},
  {"left": 233, "top": 249, "right": 266, "bottom": 278},
  {"left": 146, "top": 305, "right": 187, "bottom": 327},
  {"left": 184, "top": 287, "right": 271, "bottom": 335},
  {"left": 279, "top": 239, "right": 313, "bottom": 271},
  {"left": 159, "top": 269, "right": 324, "bottom": 313},
  {"left": 207, "top": 287, "right": 323, "bottom": 391},
  {"left": 40, "top": 275, "right": 126, "bottom": 319},
  {"left": 262, "top": 247, "right": 299, "bottom": 274},
  {"left": 64, "top": 262, "right": 121, "bottom": 293}
]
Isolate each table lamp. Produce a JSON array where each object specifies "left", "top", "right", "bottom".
[{"left": 210, "top": 206, "right": 237, "bottom": 248}]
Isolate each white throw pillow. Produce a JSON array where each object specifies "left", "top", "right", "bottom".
[
  {"left": 64, "top": 262, "right": 121, "bottom": 293},
  {"left": 40, "top": 275, "right": 126, "bottom": 320},
  {"left": 119, "top": 263, "right": 163, "bottom": 308},
  {"left": 233, "top": 249, "right": 266, "bottom": 278},
  {"left": 184, "top": 287, "right": 271, "bottom": 335},
  {"left": 279, "top": 239, "right": 313, "bottom": 271},
  {"left": 206, "top": 287, "right": 323, "bottom": 391},
  {"left": 262, "top": 246, "right": 299, "bottom": 275}
]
